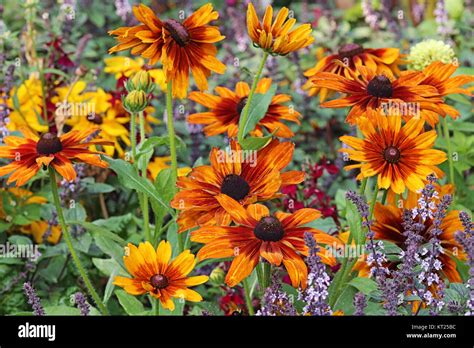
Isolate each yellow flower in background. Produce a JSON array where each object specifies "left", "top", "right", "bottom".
[
  {"left": 148, "top": 156, "right": 191, "bottom": 180},
  {"left": 21, "top": 221, "right": 62, "bottom": 245},
  {"left": 7, "top": 75, "right": 46, "bottom": 133},
  {"left": 147, "top": 69, "right": 166, "bottom": 92},
  {"left": 51, "top": 80, "right": 98, "bottom": 134},
  {"left": 247, "top": 3, "right": 314, "bottom": 55},
  {"left": 104, "top": 57, "right": 167, "bottom": 91},
  {"left": 114, "top": 241, "right": 208, "bottom": 311},
  {"left": 104, "top": 56, "right": 145, "bottom": 78},
  {"left": 70, "top": 104, "right": 131, "bottom": 158},
  {"left": 0, "top": 188, "right": 62, "bottom": 245}
]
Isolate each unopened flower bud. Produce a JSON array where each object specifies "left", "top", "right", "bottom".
[
  {"left": 126, "top": 70, "right": 154, "bottom": 94},
  {"left": 123, "top": 90, "right": 148, "bottom": 113},
  {"left": 209, "top": 267, "right": 225, "bottom": 285}
]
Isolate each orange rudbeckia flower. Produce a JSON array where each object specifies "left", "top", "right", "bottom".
[
  {"left": 170, "top": 139, "right": 305, "bottom": 232},
  {"left": 303, "top": 44, "right": 404, "bottom": 102},
  {"left": 0, "top": 128, "right": 111, "bottom": 186},
  {"left": 114, "top": 241, "right": 208, "bottom": 311},
  {"left": 108, "top": 3, "right": 226, "bottom": 98},
  {"left": 191, "top": 196, "right": 341, "bottom": 288},
  {"left": 247, "top": 3, "right": 314, "bottom": 55},
  {"left": 311, "top": 64, "right": 444, "bottom": 125},
  {"left": 407, "top": 61, "right": 474, "bottom": 125},
  {"left": 188, "top": 78, "right": 301, "bottom": 138},
  {"left": 339, "top": 116, "right": 447, "bottom": 194}
]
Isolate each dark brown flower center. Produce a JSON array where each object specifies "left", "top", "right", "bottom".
[
  {"left": 383, "top": 145, "right": 401, "bottom": 163},
  {"left": 150, "top": 274, "right": 169, "bottom": 289},
  {"left": 254, "top": 216, "right": 284, "bottom": 242},
  {"left": 36, "top": 133, "right": 63, "bottom": 155},
  {"left": 338, "top": 43, "right": 363, "bottom": 59},
  {"left": 236, "top": 97, "right": 248, "bottom": 115},
  {"left": 220, "top": 174, "right": 250, "bottom": 201},
  {"left": 367, "top": 75, "right": 393, "bottom": 98},
  {"left": 163, "top": 19, "right": 190, "bottom": 47},
  {"left": 88, "top": 113, "right": 103, "bottom": 125}
]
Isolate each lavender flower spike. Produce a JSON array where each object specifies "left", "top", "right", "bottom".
[
  {"left": 23, "top": 282, "right": 45, "bottom": 316},
  {"left": 73, "top": 292, "right": 90, "bottom": 316},
  {"left": 298, "top": 232, "right": 332, "bottom": 316},
  {"left": 354, "top": 292, "right": 367, "bottom": 316},
  {"left": 455, "top": 212, "right": 474, "bottom": 316},
  {"left": 257, "top": 272, "right": 297, "bottom": 316}
]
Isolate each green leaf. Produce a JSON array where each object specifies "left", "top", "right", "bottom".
[
  {"left": 347, "top": 277, "right": 378, "bottom": 296},
  {"left": 44, "top": 306, "right": 81, "bottom": 316},
  {"left": 103, "top": 269, "right": 118, "bottom": 304},
  {"left": 333, "top": 285, "right": 357, "bottom": 314},
  {"left": 64, "top": 203, "right": 87, "bottom": 222},
  {"left": 238, "top": 84, "right": 277, "bottom": 141},
  {"left": 84, "top": 182, "right": 115, "bottom": 194},
  {"left": 155, "top": 168, "right": 177, "bottom": 203},
  {"left": 115, "top": 290, "right": 145, "bottom": 315},
  {"left": 239, "top": 134, "right": 274, "bottom": 151},
  {"left": 93, "top": 234, "right": 125, "bottom": 266},
  {"left": 68, "top": 220, "right": 126, "bottom": 245},
  {"left": 166, "top": 222, "right": 180, "bottom": 258},
  {"left": 446, "top": 93, "right": 472, "bottom": 106},
  {"left": 8, "top": 235, "right": 32, "bottom": 246},
  {"left": 92, "top": 214, "right": 133, "bottom": 234},
  {"left": 346, "top": 200, "right": 364, "bottom": 246},
  {"left": 92, "top": 257, "right": 125, "bottom": 277},
  {"left": 105, "top": 157, "right": 170, "bottom": 213},
  {"left": 11, "top": 215, "right": 32, "bottom": 226},
  {"left": 137, "top": 135, "right": 185, "bottom": 156}
]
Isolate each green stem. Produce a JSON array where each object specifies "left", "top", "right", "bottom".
[
  {"left": 381, "top": 189, "right": 388, "bottom": 205},
  {"left": 138, "top": 110, "right": 146, "bottom": 146},
  {"left": 359, "top": 177, "right": 368, "bottom": 196},
  {"left": 256, "top": 263, "right": 264, "bottom": 294},
  {"left": 48, "top": 167, "right": 108, "bottom": 315},
  {"left": 166, "top": 81, "right": 178, "bottom": 182},
  {"left": 154, "top": 298, "right": 160, "bottom": 316},
  {"left": 442, "top": 117, "right": 455, "bottom": 185},
  {"left": 177, "top": 232, "right": 184, "bottom": 253},
  {"left": 369, "top": 182, "right": 378, "bottom": 220},
  {"left": 138, "top": 111, "right": 151, "bottom": 242},
  {"left": 328, "top": 233, "right": 353, "bottom": 307},
  {"left": 242, "top": 278, "right": 255, "bottom": 316},
  {"left": 39, "top": 70, "right": 49, "bottom": 128},
  {"left": 263, "top": 262, "right": 271, "bottom": 288},
  {"left": 130, "top": 113, "right": 137, "bottom": 162},
  {"left": 331, "top": 258, "right": 358, "bottom": 307},
  {"left": 237, "top": 51, "right": 269, "bottom": 142}
]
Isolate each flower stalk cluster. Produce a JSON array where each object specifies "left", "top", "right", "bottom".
[
  {"left": 23, "top": 282, "right": 45, "bottom": 316},
  {"left": 298, "top": 232, "right": 332, "bottom": 316},
  {"left": 257, "top": 272, "right": 297, "bottom": 316},
  {"left": 455, "top": 212, "right": 474, "bottom": 315}
]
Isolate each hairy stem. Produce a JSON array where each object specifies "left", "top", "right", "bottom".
[
  {"left": 237, "top": 51, "right": 269, "bottom": 142},
  {"left": 243, "top": 278, "right": 255, "bottom": 316},
  {"left": 442, "top": 117, "right": 455, "bottom": 185},
  {"left": 166, "top": 81, "right": 178, "bottom": 181},
  {"left": 48, "top": 167, "right": 108, "bottom": 315}
]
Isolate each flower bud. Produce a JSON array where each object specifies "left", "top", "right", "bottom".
[
  {"left": 126, "top": 70, "right": 154, "bottom": 94},
  {"left": 209, "top": 267, "right": 225, "bottom": 285},
  {"left": 122, "top": 90, "right": 148, "bottom": 113}
]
